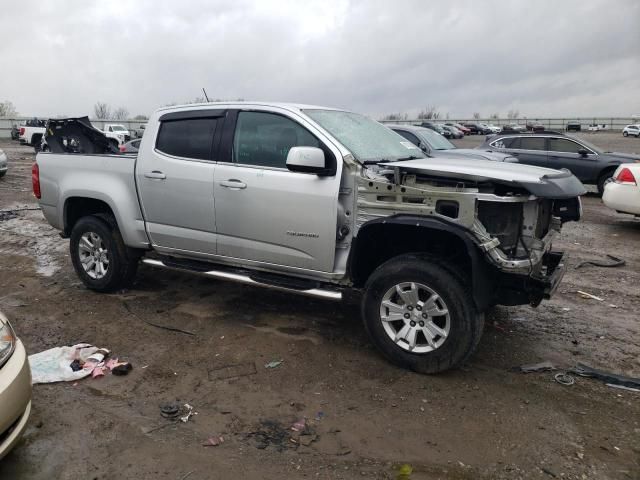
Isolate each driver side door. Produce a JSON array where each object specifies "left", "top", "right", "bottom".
[{"left": 213, "top": 110, "right": 341, "bottom": 272}]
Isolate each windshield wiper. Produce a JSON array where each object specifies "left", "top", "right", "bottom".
[{"left": 396, "top": 155, "right": 421, "bottom": 161}]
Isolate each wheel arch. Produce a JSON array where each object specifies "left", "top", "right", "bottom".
[
  {"left": 349, "top": 215, "right": 497, "bottom": 312},
  {"left": 63, "top": 196, "right": 115, "bottom": 236}
]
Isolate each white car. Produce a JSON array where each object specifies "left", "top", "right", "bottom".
[
  {"left": 602, "top": 164, "right": 640, "bottom": 216},
  {"left": 480, "top": 123, "right": 501, "bottom": 134},
  {"left": 622, "top": 124, "right": 640, "bottom": 137}
]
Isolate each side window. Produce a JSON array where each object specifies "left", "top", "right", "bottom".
[
  {"left": 519, "top": 137, "right": 545, "bottom": 150},
  {"left": 548, "top": 138, "right": 584, "bottom": 154},
  {"left": 133, "top": 140, "right": 141, "bottom": 148},
  {"left": 108, "top": 126, "right": 113, "bottom": 132},
  {"left": 491, "top": 137, "right": 519, "bottom": 149},
  {"left": 233, "top": 111, "right": 321, "bottom": 168},
  {"left": 156, "top": 118, "right": 218, "bottom": 160},
  {"left": 395, "top": 130, "right": 420, "bottom": 146}
]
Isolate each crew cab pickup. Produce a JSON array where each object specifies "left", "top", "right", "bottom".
[
  {"left": 103, "top": 124, "right": 131, "bottom": 146},
  {"left": 19, "top": 120, "right": 46, "bottom": 148},
  {"left": 34, "top": 103, "right": 585, "bottom": 373}
]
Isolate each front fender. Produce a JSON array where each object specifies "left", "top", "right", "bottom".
[{"left": 350, "top": 215, "right": 497, "bottom": 312}]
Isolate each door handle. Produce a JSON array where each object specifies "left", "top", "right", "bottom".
[
  {"left": 144, "top": 171, "right": 166, "bottom": 180},
  {"left": 219, "top": 179, "right": 247, "bottom": 190}
]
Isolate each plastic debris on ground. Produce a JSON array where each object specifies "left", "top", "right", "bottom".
[
  {"left": 202, "top": 435, "right": 224, "bottom": 447},
  {"left": 264, "top": 360, "right": 283, "bottom": 369},
  {"left": 554, "top": 373, "right": 575, "bottom": 386},
  {"left": 571, "top": 362, "right": 640, "bottom": 389},
  {"left": 577, "top": 290, "right": 603, "bottom": 301},
  {"left": 28, "top": 344, "right": 132, "bottom": 384},
  {"left": 397, "top": 464, "right": 413, "bottom": 479},
  {"left": 180, "top": 403, "right": 196, "bottom": 423},
  {"left": 519, "top": 361, "right": 556, "bottom": 373}
]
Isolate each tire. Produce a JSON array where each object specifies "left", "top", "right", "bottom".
[
  {"left": 0, "top": 171, "right": 5, "bottom": 178},
  {"left": 361, "top": 254, "right": 484, "bottom": 374},
  {"left": 597, "top": 171, "right": 615, "bottom": 195},
  {"left": 623, "top": 132, "right": 628, "bottom": 137},
  {"left": 69, "top": 215, "right": 139, "bottom": 292}
]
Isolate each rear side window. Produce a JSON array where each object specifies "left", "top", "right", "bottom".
[
  {"left": 394, "top": 130, "right": 420, "bottom": 146},
  {"left": 491, "top": 137, "right": 520, "bottom": 149},
  {"left": 156, "top": 118, "right": 218, "bottom": 160},
  {"left": 132, "top": 140, "right": 141, "bottom": 148},
  {"left": 548, "top": 138, "right": 584, "bottom": 154},
  {"left": 519, "top": 137, "right": 545, "bottom": 150},
  {"left": 233, "top": 111, "right": 321, "bottom": 168}
]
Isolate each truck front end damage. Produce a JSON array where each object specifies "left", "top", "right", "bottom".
[{"left": 359, "top": 158, "right": 585, "bottom": 307}]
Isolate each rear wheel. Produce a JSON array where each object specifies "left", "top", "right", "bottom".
[
  {"left": 597, "top": 171, "right": 615, "bottom": 195},
  {"left": 361, "top": 255, "right": 484, "bottom": 374},
  {"left": 70, "top": 215, "right": 139, "bottom": 292}
]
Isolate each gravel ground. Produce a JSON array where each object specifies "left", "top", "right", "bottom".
[{"left": 0, "top": 134, "right": 638, "bottom": 479}]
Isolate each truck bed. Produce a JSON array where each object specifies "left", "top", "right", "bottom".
[{"left": 37, "top": 152, "right": 149, "bottom": 248}]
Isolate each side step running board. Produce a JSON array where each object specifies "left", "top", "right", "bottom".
[{"left": 141, "top": 258, "right": 342, "bottom": 301}]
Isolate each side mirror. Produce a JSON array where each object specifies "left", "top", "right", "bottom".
[
  {"left": 578, "top": 148, "right": 589, "bottom": 157},
  {"left": 418, "top": 142, "right": 429, "bottom": 153},
  {"left": 286, "top": 146, "right": 330, "bottom": 175}
]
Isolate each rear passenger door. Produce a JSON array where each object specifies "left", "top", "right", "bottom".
[
  {"left": 546, "top": 137, "right": 597, "bottom": 181},
  {"left": 494, "top": 136, "right": 548, "bottom": 167},
  {"left": 213, "top": 109, "right": 341, "bottom": 272},
  {"left": 136, "top": 110, "right": 224, "bottom": 256}
]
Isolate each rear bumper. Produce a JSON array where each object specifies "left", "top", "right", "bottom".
[
  {"left": 603, "top": 182, "right": 640, "bottom": 216},
  {"left": 495, "top": 251, "right": 566, "bottom": 307}
]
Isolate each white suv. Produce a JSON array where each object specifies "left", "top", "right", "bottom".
[{"left": 622, "top": 124, "right": 640, "bottom": 137}]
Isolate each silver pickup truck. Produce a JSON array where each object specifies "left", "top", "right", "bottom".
[{"left": 34, "top": 103, "right": 585, "bottom": 373}]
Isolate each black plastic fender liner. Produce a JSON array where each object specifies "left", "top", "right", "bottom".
[
  {"left": 45, "top": 116, "right": 119, "bottom": 154},
  {"left": 349, "top": 214, "right": 498, "bottom": 312}
]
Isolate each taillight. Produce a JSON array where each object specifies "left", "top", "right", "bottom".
[
  {"left": 615, "top": 167, "right": 637, "bottom": 185},
  {"left": 32, "top": 163, "right": 41, "bottom": 199},
  {"left": 19, "top": 127, "right": 25, "bottom": 135}
]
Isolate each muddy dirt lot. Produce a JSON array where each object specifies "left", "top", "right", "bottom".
[{"left": 0, "top": 134, "right": 638, "bottom": 479}]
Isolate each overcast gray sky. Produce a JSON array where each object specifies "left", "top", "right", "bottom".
[{"left": 1, "top": 0, "right": 638, "bottom": 119}]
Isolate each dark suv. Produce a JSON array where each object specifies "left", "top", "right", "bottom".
[{"left": 479, "top": 132, "right": 640, "bottom": 193}]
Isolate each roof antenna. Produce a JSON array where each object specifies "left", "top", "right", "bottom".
[{"left": 202, "top": 88, "right": 210, "bottom": 102}]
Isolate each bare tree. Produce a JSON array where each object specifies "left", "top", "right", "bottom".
[
  {"left": 133, "top": 114, "right": 149, "bottom": 120},
  {"left": 380, "top": 112, "right": 408, "bottom": 121},
  {"left": 417, "top": 106, "right": 440, "bottom": 120},
  {"left": 112, "top": 107, "right": 129, "bottom": 120},
  {"left": 489, "top": 113, "right": 499, "bottom": 120},
  {"left": 94, "top": 102, "right": 111, "bottom": 119},
  {"left": 0, "top": 100, "right": 18, "bottom": 117},
  {"left": 472, "top": 112, "right": 481, "bottom": 120},
  {"left": 507, "top": 109, "right": 520, "bottom": 120}
]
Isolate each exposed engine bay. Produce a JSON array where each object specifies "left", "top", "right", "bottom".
[{"left": 357, "top": 161, "right": 584, "bottom": 274}]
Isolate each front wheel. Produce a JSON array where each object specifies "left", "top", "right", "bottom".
[
  {"left": 70, "top": 215, "right": 139, "bottom": 292},
  {"left": 623, "top": 132, "right": 628, "bottom": 137},
  {"left": 361, "top": 255, "right": 484, "bottom": 374}
]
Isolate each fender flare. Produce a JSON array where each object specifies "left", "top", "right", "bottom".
[{"left": 350, "top": 214, "right": 497, "bottom": 312}]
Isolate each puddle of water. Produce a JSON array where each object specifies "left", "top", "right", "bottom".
[{"left": 0, "top": 209, "right": 66, "bottom": 277}]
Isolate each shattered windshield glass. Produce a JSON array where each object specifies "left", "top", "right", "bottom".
[{"left": 303, "top": 109, "right": 425, "bottom": 163}]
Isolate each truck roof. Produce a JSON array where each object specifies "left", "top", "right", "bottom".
[{"left": 155, "top": 102, "right": 345, "bottom": 115}]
